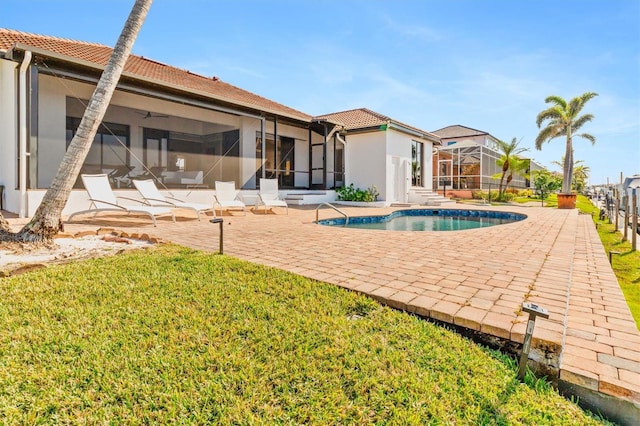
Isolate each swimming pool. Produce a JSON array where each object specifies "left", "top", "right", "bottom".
[{"left": 317, "top": 209, "right": 526, "bottom": 231}]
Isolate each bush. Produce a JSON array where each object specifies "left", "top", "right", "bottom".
[
  {"left": 471, "top": 190, "right": 502, "bottom": 202},
  {"left": 495, "top": 192, "right": 515, "bottom": 202},
  {"left": 336, "top": 184, "right": 379, "bottom": 202}
]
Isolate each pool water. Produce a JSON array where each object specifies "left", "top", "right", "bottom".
[{"left": 318, "top": 209, "right": 526, "bottom": 231}]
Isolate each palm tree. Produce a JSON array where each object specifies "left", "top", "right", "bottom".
[
  {"left": 552, "top": 155, "right": 590, "bottom": 192},
  {"left": 572, "top": 163, "right": 591, "bottom": 193},
  {"left": 495, "top": 137, "right": 528, "bottom": 198},
  {"left": 0, "top": 0, "right": 152, "bottom": 242},
  {"left": 535, "top": 92, "right": 598, "bottom": 194}
]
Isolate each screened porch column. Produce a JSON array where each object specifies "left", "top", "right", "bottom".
[
  {"left": 261, "top": 117, "right": 266, "bottom": 179},
  {"left": 308, "top": 126, "right": 312, "bottom": 190},
  {"left": 273, "top": 116, "right": 278, "bottom": 183},
  {"left": 323, "top": 122, "right": 327, "bottom": 190}
]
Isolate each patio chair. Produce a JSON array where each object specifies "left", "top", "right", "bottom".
[
  {"left": 133, "top": 179, "right": 213, "bottom": 221},
  {"left": 106, "top": 164, "right": 134, "bottom": 188},
  {"left": 213, "top": 181, "right": 246, "bottom": 216},
  {"left": 67, "top": 174, "right": 175, "bottom": 226},
  {"left": 257, "top": 178, "right": 288, "bottom": 214},
  {"left": 131, "top": 166, "right": 167, "bottom": 185}
]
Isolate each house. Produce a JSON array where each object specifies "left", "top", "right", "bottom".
[
  {"left": 316, "top": 108, "right": 440, "bottom": 204},
  {"left": 0, "top": 28, "right": 441, "bottom": 216},
  {"left": 431, "top": 125, "right": 543, "bottom": 198}
]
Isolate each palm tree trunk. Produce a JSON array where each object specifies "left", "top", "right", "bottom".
[
  {"left": 498, "top": 171, "right": 506, "bottom": 197},
  {"left": 562, "top": 129, "right": 573, "bottom": 194},
  {"left": 5, "top": 0, "right": 152, "bottom": 243}
]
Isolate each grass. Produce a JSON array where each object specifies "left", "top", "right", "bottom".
[
  {"left": 0, "top": 245, "right": 610, "bottom": 424},
  {"left": 512, "top": 194, "right": 558, "bottom": 207},
  {"left": 577, "top": 195, "right": 640, "bottom": 328}
]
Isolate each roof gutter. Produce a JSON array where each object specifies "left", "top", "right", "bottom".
[
  {"left": 387, "top": 122, "right": 440, "bottom": 144},
  {"left": 11, "top": 42, "right": 311, "bottom": 123},
  {"left": 18, "top": 50, "right": 32, "bottom": 218}
]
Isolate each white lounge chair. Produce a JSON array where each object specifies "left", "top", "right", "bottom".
[
  {"left": 214, "top": 181, "right": 246, "bottom": 216},
  {"left": 67, "top": 174, "right": 175, "bottom": 226},
  {"left": 133, "top": 179, "right": 213, "bottom": 221},
  {"left": 257, "top": 178, "right": 288, "bottom": 214}
]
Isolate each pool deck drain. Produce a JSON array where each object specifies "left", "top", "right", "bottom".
[{"left": 13, "top": 203, "right": 640, "bottom": 425}]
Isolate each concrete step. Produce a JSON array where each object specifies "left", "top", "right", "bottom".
[
  {"left": 425, "top": 199, "right": 457, "bottom": 206},
  {"left": 390, "top": 202, "right": 417, "bottom": 207},
  {"left": 409, "top": 189, "right": 456, "bottom": 206},
  {"left": 284, "top": 199, "right": 304, "bottom": 205}
]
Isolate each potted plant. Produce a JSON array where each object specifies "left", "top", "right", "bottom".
[{"left": 535, "top": 92, "right": 597, "bottom": 209}]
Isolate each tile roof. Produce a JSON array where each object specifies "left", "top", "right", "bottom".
[
  {"left": 316, "top": 108, "right": 439, "bottom": 141},
  {"left": 317, "top": 108, "right": 391, "bottom": 129},
  {"left": 431, "top": 125, "right": 488, "bottom": 139},
  {"left": 0, "top": 28, "right": 311, "bottom": 122}
]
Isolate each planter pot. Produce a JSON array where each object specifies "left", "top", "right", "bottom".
[{"left": 557, "top": 193, "right": 577, "bottom": 209}]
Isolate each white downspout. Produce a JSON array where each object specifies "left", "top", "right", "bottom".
[{"left": 19, "top": 50, "right": 32, "bottom": 218}]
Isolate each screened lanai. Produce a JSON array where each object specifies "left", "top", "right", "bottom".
[{"left": 433, "top": 140, "right": 538, "bottom": 192}]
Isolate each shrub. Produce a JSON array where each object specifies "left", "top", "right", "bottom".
[
  {"left": 495, "top": 192, "right": 515, "bottom": 202},
  {"left": 471, "top": 190, "right": 502, "bottom": 202},
  {"left": 336, "top": 184, "right": 379, "bottom": 202}
]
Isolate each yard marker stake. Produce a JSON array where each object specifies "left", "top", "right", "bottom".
[
  {"left": 517, "top": 302, "right": 549, "bottom": 381},
  {"left": 210, "top": 218, "right": 224, "bottom": 254}
]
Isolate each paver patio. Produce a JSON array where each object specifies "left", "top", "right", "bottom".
[{"left": 7, "top": 202, "right": 640, "bottom": 423}]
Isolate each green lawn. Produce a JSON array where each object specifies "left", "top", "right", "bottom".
[
  {"left": 577, "top": 196, "right": 640, "bottom": 328},
  {"left": 512, "top": 193, "right": 558, "bottom": 207},
  {"left": 0, "top": 245, "right": 609, "bottom": 424}
]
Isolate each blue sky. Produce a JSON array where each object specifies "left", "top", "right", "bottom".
[{"left": 3, "top": 0, "right": 639, "bottom": 184}]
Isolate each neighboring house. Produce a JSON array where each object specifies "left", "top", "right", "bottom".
[
  {"left": 316, "top": 108, "right": 440, "bottom": 204},
  {"left": 434, "top": 125, "right": 500, "bottom": 150},
  {"left": 431, "top": 125, "right": 543, "bottom": 197},
  {"left": 0, "top": 29, "right": 444, "bottom": 216}
]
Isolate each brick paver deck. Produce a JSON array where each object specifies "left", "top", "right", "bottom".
[{"left": 8, "top": 202, "right": 639, "bottom": 422}]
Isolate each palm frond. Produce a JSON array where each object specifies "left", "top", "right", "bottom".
[
  {"left": 536, "top": 106, "right": 564, "bottom": 127},
  {"left": 568, "top": 92, "right": 597, "bottom": 121},
  {"left": 544, "top": 95, "right": 567, "bottom": 109},
  {"left": 580, "top": 92, "right": 598, "bottom": 103},
  {"left": 535, "top": 125, "right": 562, "bottom": 149},
  {"left": 572, "top": 114, "right": 594, "bottom": 132},
  {"left": 575, "top": 132, "right": 596, "bottom": 145}
]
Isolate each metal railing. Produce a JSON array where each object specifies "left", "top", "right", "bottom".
[{"left": 315, "top": 202, "right": 349, "bottom": 226}]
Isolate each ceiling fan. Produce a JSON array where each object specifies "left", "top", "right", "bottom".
[{"left": 136, "top": 110, "right": 170, "bottom": 119}]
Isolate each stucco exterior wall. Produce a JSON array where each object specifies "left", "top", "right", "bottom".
[
  {"left": 345, "top": 131, "right": 387, "bottom": 201},
  {"left": 386, "top": 129, "right": 411, "bottom": 203}
]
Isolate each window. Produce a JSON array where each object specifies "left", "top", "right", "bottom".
[
  {"left": 411, "top": 140, "right": 423, "bottom": 187},
  {"left": 66, "top": 117, "right": 130, "bottom": 172},
  {"left": 255, "top": 133, "right": 296, "bottom": 189}
]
